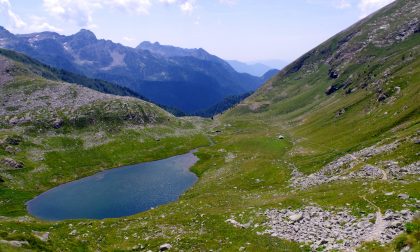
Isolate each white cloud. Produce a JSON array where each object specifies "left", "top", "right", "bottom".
[
  {"left": 42, "top": 0, "right": 152, "bottom": 27},
  {"left": 0, "top": 0, "right": 27, "bottom": 29},
  {"left": 109, "top": 0, "right": 152, "bottom": 15},
  {"left": 358, "top": 0, "right": 395, "bottom": 17},
  {"left": 0, "top": 0, "right": 10, "bottom": 9},
  {"left": 159, "top": 0, "right": 177, "bottom": 4},
  {"left": 27, "top": 16, "right": 63, "bottom": 32},
  {"left": 1, "top": 0, "right": 242, "bottom": 32},
  {"left": 180, "top": 0, "right": 195, "bottom": 14},
  {"left": 7, "top": 9, "right": 27, "bottom": 28},
  {"left": 219, "top": 0, "right": 238, "bottom": 6},
  {"left": 333, "top": 0, "right": 351, "bottom": 9},
  {"left": 43, "top": 0, "right": 100, "bottom": 27}
]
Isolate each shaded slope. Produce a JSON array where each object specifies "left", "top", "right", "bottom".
[
  {"left": 0, "top": 48, "right": 142, "bottom": 99},
  {"left": 0, "top": 29, "right": 268, "bottom": 113}
]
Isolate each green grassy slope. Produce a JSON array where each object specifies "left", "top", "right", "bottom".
[
  {"left": 0, "top": 53, "right": 212, "bottom": 251},
  {"left": 0, "top": 0, "right": 419, "bottom": 251}
]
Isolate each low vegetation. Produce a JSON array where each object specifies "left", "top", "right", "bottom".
[{"left": 0, "top": 0, "right": 419, "bottom": 251}]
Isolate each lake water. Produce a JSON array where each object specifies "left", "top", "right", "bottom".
[{"left": 26, "top": 151, "right": 199, "bottom": 221}]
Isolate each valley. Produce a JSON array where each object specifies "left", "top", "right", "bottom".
[
  {"left": 0, "top": 0, "right": 419, "bottom": 251},
  {"left": 0, "top": 28, "right": 277, "bottom": 114}
]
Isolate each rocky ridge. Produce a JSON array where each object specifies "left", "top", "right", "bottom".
[
  {"left": 291, "top": 138, "right": 420, "bottom": 189},
  {"left": 0, "top": 56, "right": 170, "bottom": 128}
]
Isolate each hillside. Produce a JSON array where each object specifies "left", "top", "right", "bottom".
[
  {"left": 0, "top": 51, "right": 209, "bottom": 250},
  {"left": 0, "top": 0, "right": 419, "bottom": 251},
  {"left": 217, "top": 0, "right": 420, "bottom": 249},
  {"left": 0, "top": 48, "right": 142, "bottom": 99},
  {"left": 0, "top": 28, "right": 269, "bottom": 113}
]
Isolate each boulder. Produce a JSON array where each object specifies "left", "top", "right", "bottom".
[
  {"left": 289, "top": 213, "right": 303, "bottom": 222},
  {"left": 329, "top": 70, "right": 339, "bottom": 79},
  {"left": 5, "top": 145, "right": 20, "bottom": 154},
  {"left": 32, "top": 231, "right": 49, "bottom": 242},
  {"left": 159, "top": 243, "right": 172, "bottom": 251},
  {"left": 336, "top": 108, "right": 346, "bottom": 117},
  {"left": 5, "top": 135, "right": 22, "bottom": 145},
  {"left": 398, "top": 194, "right": 409, "bottom": 200},
  {"left": 377, "top": 93, "right": 388, "bottom": 102},
  {"left": 52, "top": 119, "right": 64, "bottom": 129},
  {"left": 325, "top": 85, "right": 341, "bottom": 95},
  {"left": 1, "top": 157, "right": 24, "bottom": 169},
  {"left": 0, "top": 240, "right": 29, "bottom": 247}
]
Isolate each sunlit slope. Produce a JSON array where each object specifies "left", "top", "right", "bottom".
[{"left": 224, "top": 0, "right": 420, "bottom": 174}]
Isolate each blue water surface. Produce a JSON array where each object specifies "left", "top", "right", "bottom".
[{"left": 27, "top": 151, "right": 198, "bottom": 221}]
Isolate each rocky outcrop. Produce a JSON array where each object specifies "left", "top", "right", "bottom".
[
  {"left": 1, "top": 157, "right": 23, "bottom": 169},
  {"left": 0, "top": 56, "right": 13, "bottom": 85},
  {"left": 263, "top": 206, "right": 415, "bottom": 251},
  {"left": 290, "top": 140, "right": 420, "bottom": 189},
  {"left": 0, "top": 240, "right": 29, "bottom": 247},
  {"left": 0, "top": 78, "right": 168, "bottom": 127}
]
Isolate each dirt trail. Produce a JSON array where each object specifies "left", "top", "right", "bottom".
[{"left": 360, "top": 196, "right": 386, "bottom": 242}]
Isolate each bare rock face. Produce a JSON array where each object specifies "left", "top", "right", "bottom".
[
  {"left": 1, "top": 157, "right": 24, "bottom": 169},
  {"left": 0, "top": 56, "right": 13, "bottom": 85}
]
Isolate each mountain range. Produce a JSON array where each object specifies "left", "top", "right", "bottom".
[
  {"left": 0, "top": 27, "right": 277, "bottom": 113},
  {"left": 227, "top": 60, "right": 284, "bottom": 76},
  {"left": 0, "top": 0, "right": 419, "bottom": 251}
]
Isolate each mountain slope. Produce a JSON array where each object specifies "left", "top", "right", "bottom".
[
  {"left": 0, "top": 52, "right": 174, "bottom": 129},
  {"left": 0, "top": 28, "right": 268, "bottom": 113},
  {"left": 215, "top": 0, "right": 420, "bottom": 249},
  {"left": 0, "top": 47, "right": 208, "bottom": 222},
  {"left": 227, "top": 60, "right": 273, "bottom": 76},
  {"left": 0, "top": 48, "right": 143, "bottom": 99},
  {"left": 0, "top": 1, "right": 419, "bottom": 252}
]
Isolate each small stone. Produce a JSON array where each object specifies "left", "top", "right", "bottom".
[
  {"left": 159, "top": 243, "right": 172, "bottom": 251},
  {"left": 52, "top": 118, "right": 64, "bottom": 129},
  {"left": 398, "top": 194, "right": 410, "bottom": 200},
  {"left": 32, "top": 231, "right": 49, "bottom": 242},
  {"left": 289, "top": 213, "right": 303, "bottom": 222}
]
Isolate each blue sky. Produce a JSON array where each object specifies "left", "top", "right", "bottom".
[{"left": 0, "top": 0, "right": 394, "bottom": 64}]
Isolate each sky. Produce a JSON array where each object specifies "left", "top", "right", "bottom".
[{"left": 0, "top": 0, "right": 395, "bottom": 65}]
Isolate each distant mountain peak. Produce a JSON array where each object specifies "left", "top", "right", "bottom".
[
  {"left": 73, "top": 29, "right": 97, "bottom": 41},
  {"left": 136, "top": 41, "right": 217, "bottom": 62},
  {"left": 141, "top": 41, "right": 160, "bottom": 45},
  {"left": 0, "top": 26, "right": 14, "bottom": 38}
]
